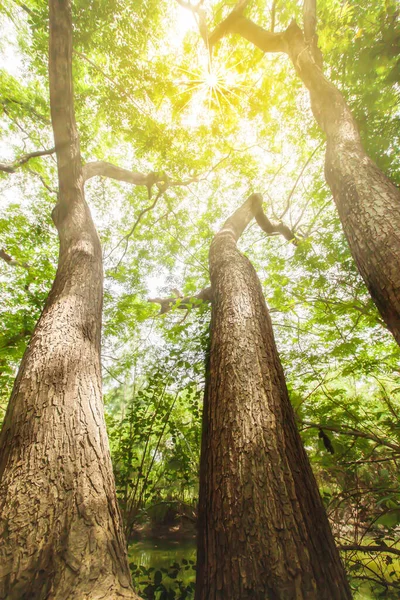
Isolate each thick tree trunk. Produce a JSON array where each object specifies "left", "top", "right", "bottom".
[
  {"left": 0, "top": 1, "right": 137, "bottom": 598},
  {"left": 284, "top": 23, "right": 400, "bottom": 346},
  {"left": 225, "top": 16, "right": 400, "bottom": 346},
  {"left": 195, "top": 194, "right": 351, "bottom": 600}
]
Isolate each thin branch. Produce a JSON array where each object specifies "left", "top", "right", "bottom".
[
  {"left": 2, "top": 99, "right": 50, "bottom": 127},
  {"left": 150, "top": 192, "right": 298, "bottom": 316},
  {"left": 149, "top": 286, "right": 213, "bottom": 314},
  {"left": 339, "top": 544, "right": 400, "bottom": 558},
  {"left": 300, "top": 420, "right": 400, "bottom": 453},
  {"left": 303, "top": 0, "right": 317, "bottom": 43},
  {"left": 280, "top": 141, "right": 323, "bottom": 219},
  {"left": 110, "top": 190, "right": 165, "bottom": 268},
  {"left": 26, "top": 167, "right": 58, "bottom": 195},
  {"left": 11, "top": 0, "right": 34, "bottom": 17},
  {"left": 271, "top": 0, "right": 277, "bottom": 33},
  {"left": 0, "top": 249, "right": 30, "bottom": 270},
  {"left": 0, "top": 147, "right": 56, "bottom": 174},
  {"left": 100, "top": 155, "right": 227, "bottom": 264},
  {"left": 102, "top": 364, "right": 125, "bottom": 386},
  {"left": 0, "top": 329, "right": 32, "bottom": 350}
]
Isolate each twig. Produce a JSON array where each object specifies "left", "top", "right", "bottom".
[{"left": 279, "top": 141, "right": 323, "bottom": 219}]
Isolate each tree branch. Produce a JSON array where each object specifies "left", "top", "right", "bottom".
[
  {"left": 303, "top": 0, "right": 317, "bottom": 43},
  {"left": 208, "top": 0, "right": 252, "bottom": 47},
  {"left": 254, "top": 207, "right": 299, "bottom": 244},
  {"left": 301, "top": 420, "right": 400, "bottom": 453},
  {"left": 210, "top": 13, "right": 287, "bottom": 52},
  {"left": 150, "top": 192, "right": 298, "bottom": 315},
  {"left": 83, "top": 161, "right": 200, "bottom": 196},
  {"left": 221, "top": 193, "right": 298, "bottom": 244},
  {"left": 0, "top": 249, "right": 30, "bottom": 270},
  {"left": 106, "top": 189, "right": 165, "bottom": 266},
  {"left": 0, "top": 147, "right": 56, "bottom": 174},
  {"left": 83, "top": 161, "right": 160, "bottom": 185},
  {"left": 271, "top": 0, "right": 277, "bottom": 33},
  {"left": 149, "top": 286, "right": 213, "bottom": 314},
  {"left": 0, "top": 329, "right": 32, "bottom": 350},
  {"left": 280, "top": 141, "right": 323, "bottom": 219},
  {"left": 338, "top": 544, "right": 400, "bottom": 558}
]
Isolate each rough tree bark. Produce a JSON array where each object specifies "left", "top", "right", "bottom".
[
  {"left": 195, "top": 194, "right": 351, "bottom": 600},
  {"left": 205, "top": 1, "right": 400, "bottom": 346},
  {"left": 0, "top": 1, "right": 138, "bottom": 598}
]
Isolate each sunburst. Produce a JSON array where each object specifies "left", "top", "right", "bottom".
[{"left": 173, "top": 48, "right": 251, "bottom": 123}]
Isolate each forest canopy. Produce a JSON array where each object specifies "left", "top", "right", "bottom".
[{"left": 0, "top": 0, "right": 399, "bottom": 598}]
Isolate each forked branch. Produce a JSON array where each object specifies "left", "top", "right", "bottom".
[
  {"left": 83, "top": 161, "right": 200, "bottom": 197},
  {"left": 150, "top": 192, "right": 298, "bottom": 314}
]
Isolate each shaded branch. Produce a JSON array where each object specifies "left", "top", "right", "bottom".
[
  {"left": 11, "top": 0, "right": 34, "bottom": 17},
  {"left": 301, "top": 420, "right": 400, "bottom": 453},
  {"left": 0, "top": 147, "right": 56, "bottom": 174},
  {"left": 0, "top": 249, "right": 29, "bottom": 270},
  {"left": 210, "top": 13, "right": 287, "bottom": 52},
  {"left": 338, "top": 544, "right": 400, "bottom": 558},
  {"left": 208, "top": 0, "right": 252, "bottom": 47},
  {"left": 149, "top": 286, "right": 213, "bottom": 314},
  {"left": 254, "top": 208, "right": 299, "bottom": 244},
  {"left": 26, "top": 167, "right": 58, "bottom": 195}
]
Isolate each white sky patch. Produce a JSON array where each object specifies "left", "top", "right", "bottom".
[
  {"left": 0, "top": 17, "right": 24, "bottom": 77},
  {"left": 173, "top": 3, "right": 198, "bottom": 44}
]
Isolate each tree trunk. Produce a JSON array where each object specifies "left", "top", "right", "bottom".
[
  {"left": 225, "top": 16, "right": 400, "bottom": 346},
  {"left": 284, "top": 23, "right": 400, "bottom": 346},
  {"left": 0, "top": 1, "right": 137, "bottom": 598},
  {"left": 195, "top": 194, "right": 351, "bottom": 600}
]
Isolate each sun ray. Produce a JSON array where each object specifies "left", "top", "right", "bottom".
[{"left": 170, "top": 43, "right": 256, "bottom": 125}]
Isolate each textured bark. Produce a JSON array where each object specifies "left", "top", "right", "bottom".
[
  {"left": 196, "top": 194, "right": 351, "bottom": 600},
  {"left": 0, "top": 1, "right": 137, "bottom": 598},
  {"left": 213, "top": 12, "right": 400, "bottom": 346},
  {"left": 284, "top": 23, "right": 400, "bottom": 346}
]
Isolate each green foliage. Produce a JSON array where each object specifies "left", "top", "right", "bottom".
[
  {"left": 129, "top": 559, "right": 196, "bottom": 600},
  {"left": 105, "top": 320, "right": 207, "bottom": 537},
  {"left": 1, "top": 0, "right": 400, "bottom": 594}
]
